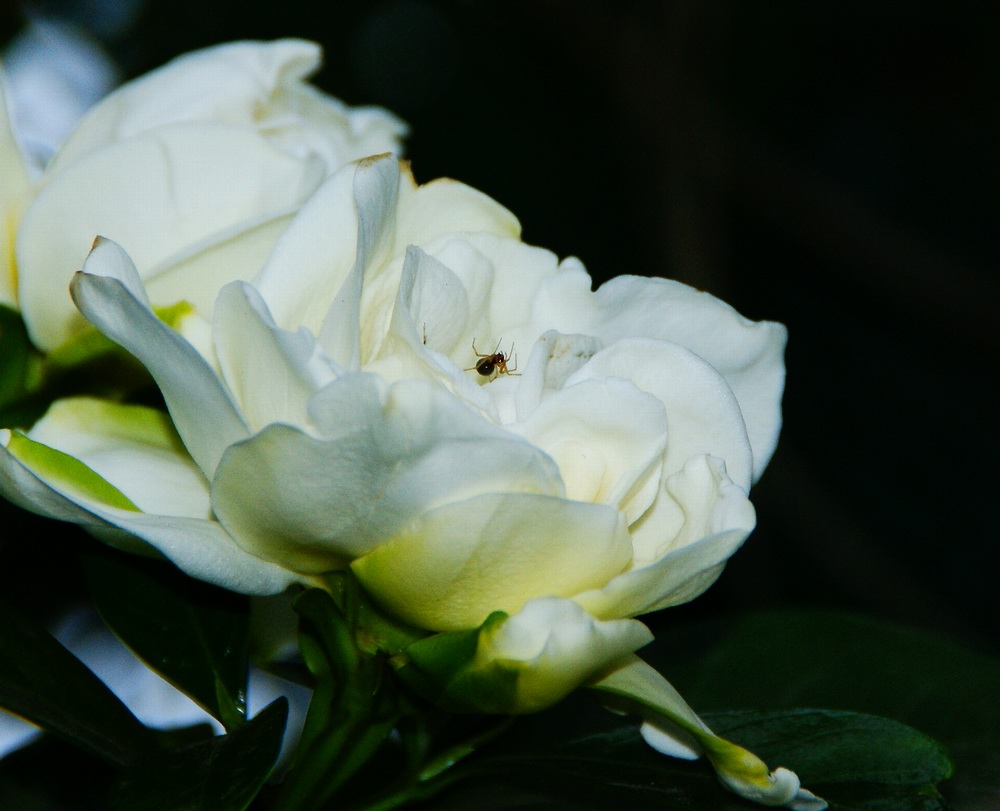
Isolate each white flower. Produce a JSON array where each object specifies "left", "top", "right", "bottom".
[
  {"left": 0, "top": 38, "right": 406, "bottom": 348},
  {"left": 0, "top": 154, "right": 817, "bottom": 808}
]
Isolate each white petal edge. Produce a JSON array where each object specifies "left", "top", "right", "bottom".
[
  {"left": 19, "top": 124, "right": 323, "bottom": 350},
  {"left": 0, "top": 430, "right": 299, "bottom": 595},
  {"left": 591, "top": 275, "right": 786, "bottom": 481},
  {"left": 26, "top": 397, "right": 211, "bottom": 519},
  {"left": 70, "top": 238, "right": 249, "bottom": 477},
  {"left": 566, "top": 338, "right": 754, "bottom": 492}
]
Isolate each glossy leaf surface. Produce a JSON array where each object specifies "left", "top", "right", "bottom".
[
  {"left": 110, "top": 697, "right": 288, "bottom": 811},
  {"left": 0, "top": 599, "right": 152, "bottom": 767},
  {"left": 84, "top": 551, "right": 250, "bottom": 730}
]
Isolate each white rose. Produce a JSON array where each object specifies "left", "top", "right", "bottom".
[
  {"left": 0, "top": 155, "right": 818, "bottom": 808},
  {"left": 0, "top": 39, "right": 405, "bottom": 349}
]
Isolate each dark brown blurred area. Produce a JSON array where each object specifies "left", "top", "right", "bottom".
[{"left": 3, "top": 1, "right": 998, "bottom": 650}]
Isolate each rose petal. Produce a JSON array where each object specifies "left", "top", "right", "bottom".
[
  {"left": 253, "top": 160, "right": 359, "bottom": 332},
  {"left": 575, "top": 455, "right": 755, "bottom": 619},
  {"left": 510, "top": 377, "right": 667, "bottom": 521},
  {"left": 0, "top": 430, "right": 296, "bottom": 595},
  {"left": 566, "top": 338, "right": 753, "bottom": 491},
  {"left": 394, "top": 173, "right": 521, "bottom": 252},
  {"left": 70, "top": 239, "right": 249, "bottom": 477},
  {"left": 0, "top": 75, "right": 31, "bottom": 308},
  {"left": 318, "top": 154, "right": 403, "bottom": 368},
  {"left": 351, "top": 493, "right": 632, "bottom": 631},
  {"left": 49, "top": 39, "right": 401, "bottom": 169},
  {"left": 27, "top": 397, "right": 211, "bottom": 519},
  {"left": 476, "top": 597, "right": 653, "bottom": 712},
  {"left": 211, "top": 376, "right": 564, "bottom": 573},
  {"left": 213, "top": 281, "right": 338, "bottom": 433},
  {"left": 591, "top": 276, "right": 786, "bottom": 481}
]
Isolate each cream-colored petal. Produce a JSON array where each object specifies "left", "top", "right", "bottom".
[
  {"left": 70, "top": 239, "right": 249, "bottom": 477},
  {"left": 0, "top": 71, "right": 31, "bottom": 308},
  {"left": 510, "top": 377, "right": 666, "bottom": 521},
  {"left": 253, "top": 160, "right": 359, "bottom": 332},
  {"left": 476, "top": 597, "right": 653, "bottom": 712},
  {"left": 513, "top": 330, "right": 604, "bottom": 421},
  {"left": 352, "top": 493, "right": 632, "bottom": 631},
  {"left": 211, "top": 376, "right": 564, "bottom": 574},
  {"left": 575, "top": 455, "right": 755, "bottom": 620},
  {"left": 50, "top": 40, "right": 321, "bottom": 166},
  {"left": 566, "top": 339, "right": 753, "bottom": 491},
  {"left": 0, "top": 429, "right": 297, "bottom": 595},
  {"left": 213, "top": 281, "right": 337, "bottom": 433},
  {"left": 394, "top": 172, "right": 521, "bottom": 253},
  {"left": 591, "top": 276, "right": 786, "bottom": 482},
  {"left": 27, "top": 397, "right": 210, "bottom": 519},
  {"left": 142, "top": 210, "right": 298, "bottom": 319},
  {"left": 317, "top": 154, "right": 402, "bottom": 368}
]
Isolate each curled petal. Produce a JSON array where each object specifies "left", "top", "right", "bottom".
[
  {"left": 0, "top": 427, "right": 296, "bottom": 595},
  {"left": 575, "top": 455, "right": 755, "bottom": 620},
  {"left": 213, "top": 281, "right": 337, "bottom": 433},
  {"left": 475, "top": 598, "right": 653, "bottom": 712},
  {"left": 567, "top": 338, "right": 753, "bottom": 492},
  {"left": 510, "top": 377, "right": 667, "bottom": 521},
  {"left": 591, "top": 276, "right": 786, "bottom": 481},
  {"left": 393, "top": 175, "right": 521, "bottom": 256},
  {"left": 253, "top": 160, "right": 360, "bottom": 333},
  {"left": 70, "top": 238, "right": 249, "bottom": 477},
  {"left": 26, "top": 398, "right": 210, "bottom": 519},
  {"left": 50, "top": 39, "right": 403, "bottom": 169}
]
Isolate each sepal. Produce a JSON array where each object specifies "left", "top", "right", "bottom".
[
  {"left": 395, "top": 598, "right": 652, "bottom": 715},
  {"left": 592, "top": 656, "right": 827, "bottom": 810}
]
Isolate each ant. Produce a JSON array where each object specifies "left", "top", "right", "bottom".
[{"left": 465, "top": 338, "right": 520, "bottom": 380}]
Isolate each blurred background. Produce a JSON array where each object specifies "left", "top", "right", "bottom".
[{"left": 1, "top": 0, "right": 998, "bottom": 653}]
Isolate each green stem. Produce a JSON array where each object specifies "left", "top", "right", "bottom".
[{"left": 354, "top": 716, "right": 516, "bottom": 811}]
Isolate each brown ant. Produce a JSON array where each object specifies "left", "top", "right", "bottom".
[{"left": 465, "top": 338, "right": 520, "bottom": 380}]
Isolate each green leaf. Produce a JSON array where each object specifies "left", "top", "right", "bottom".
[
  {"left": 0, "top": 305, "right": 33, "bottom": 409},
  {"left": 419, "top": 698, "right": 951, "bottom": 811},
  {"left": 704, "top": 709, "right": 952, "bottom": 787},
  {"left": 83, "top": 551, "right": 250, "bottom": 730},
  {"left": 0, "top": 599, "right": 152, "bottom": 767},
  {"left": 110, "top": 697, "right": 288, "bottom": 811},
  {"left": 648, "top": 610, "right": 1000, "bottom": 809}
]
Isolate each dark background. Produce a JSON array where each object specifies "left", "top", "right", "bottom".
[{"left": 2, "top": 1, "right": 998, "bottom": 652}]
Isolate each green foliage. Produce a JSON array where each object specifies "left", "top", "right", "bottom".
[
  {"left": 415, "top": 700, "right": 951, "bottom": 811},
  {"left": 1, "top": 571, "right": 991, "bottom": 811},
  {"left": 0, "top": 599, "right": 153, "bottom": 767},
  {"left": 0, "top": 306, "right": 34, "bottom": 411},
  {"left": 83, "top": 551, "right": 251, "bottom": 730},
  {"left": 651, "top": 610, "right": 1000, "bottom": 809},
  {"left": 110, "top": 698, "right": 288, "bottom": 811}
]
